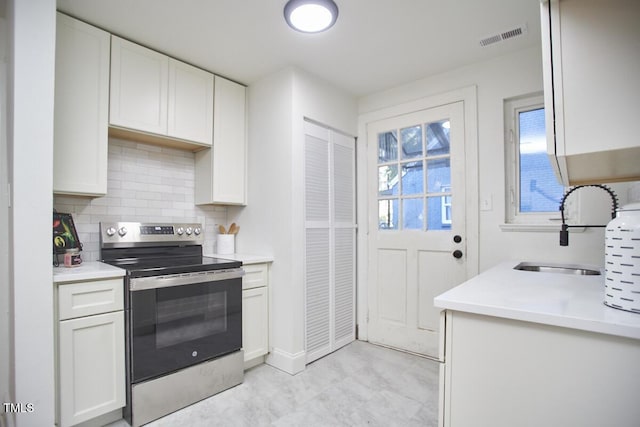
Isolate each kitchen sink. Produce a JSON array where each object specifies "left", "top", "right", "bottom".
[{"left": 514, "top": 262, "right": 601, "bottom": 276}]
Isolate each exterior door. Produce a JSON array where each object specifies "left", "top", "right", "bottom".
[{"left": 367, "top": 102, "right": 467, "bottom": 358}]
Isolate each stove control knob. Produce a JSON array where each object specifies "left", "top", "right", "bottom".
[
  {"left": 118, "top": 227, "right": 127, "bottom": 237},
  {"left": 106, "top": 227, "right": 116, "bottom": 237},
  {"left": 186, "top": 227, "right": 193, "bottom": 236},
  {"left": 176, "top": 227, "right": 184, "bottom": 236},
  {"left": 193, "top": 227, "right": 201, "bottom": 236}
]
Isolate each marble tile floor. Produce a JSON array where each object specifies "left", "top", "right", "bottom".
[{"left": 109, "top": 340, "right": 440, "bottom": 427}]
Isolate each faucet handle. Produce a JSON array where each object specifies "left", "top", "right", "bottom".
[{"left": 560, "top": 224, "right": 569, "bottom": 246}]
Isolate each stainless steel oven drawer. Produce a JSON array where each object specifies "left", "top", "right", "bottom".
[{"left": 131, "top": 350, "right": 243, "bottom": 427}]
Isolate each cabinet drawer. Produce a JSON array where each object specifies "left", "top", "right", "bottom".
[
  {"left": 242, "top": 264, "right": 269, "bottom": 290},
  {"left": 58, "top": 278, "right": 124, "bottom": 320}
]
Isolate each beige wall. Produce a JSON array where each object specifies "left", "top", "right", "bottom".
[
  {"left": 7, "top": 0, "right": 56, "bottom": 426},
  {"left": 230, "top": 67, "right": 358, "bottom": 373},
  {"left": 358, "top": 45, "right": 634, "bottom": 272},
  {"left": 0, "top": 9, "right": 11, "bottom": 427}
]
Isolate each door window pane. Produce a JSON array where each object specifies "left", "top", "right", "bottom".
[
  {"left": 427, "top": 196, "right": 452, "bottom": 231},
  {"left": 427, "top": 158, "right": 450, "bottom": 193},
  {"left": 378, "top": 165, "right": 398, "bottom": 196},
  {"left": 378, "top": 199, "right": 398, "bottom": 230},
  {"left": 442, "top": 194, "right": 452, "bottom": 225},
  {"left": 378, "top": 130, "right": 398, "bottom": 162},
  {"left": 403, "top": 198, "right": 423, "bottom": 230},
  {"left": 400, "top": 125, "right": 422, "bottom": 159},
  {"left": 426, "top": 120, "right": 450, "bottom": 156},
  {"left": 518, "top": 108, "right": 563, "bottom": 213},
  {"left": 375, "top": 117, "right": 454, "bottom": 231},
  {"left": 401, "top": 161, "right": 423, "bottom": 195}
]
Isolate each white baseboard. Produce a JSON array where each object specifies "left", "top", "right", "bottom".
[
  {"left": 243, "top": 355, "right": 265, "bottom": 370},
  {"left": 73, "top": 409, "right": 122, "bottom": 427},
  {"left": 265, "top": 347, "right": 306, "bottom": 375}
]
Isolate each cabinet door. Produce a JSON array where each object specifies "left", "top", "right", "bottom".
[
  {"left": 542, "top": 0, "right": 640, "bottom": 185},
  {"left": 110, "top": 36, "right": 168, "bottom": 135},
  {"left": 168, "top": 59, "right": 214, "bottom": 146},
  {"left": 53, "top": 13, "right": 110, "bottom": 196},
  {"left": 59, "top": 311, "right": 125, "bottom": 427},
  {"left": 195, "top": 76, "right": 247, "bottom": 205},
  {"left": 442, "top": 311, "right": 640, "bottom": 427},
  {"left": 242, "top": 287, "right": 268, "bottom": 362}
]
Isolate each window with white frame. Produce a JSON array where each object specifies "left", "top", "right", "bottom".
[{"left": 505, "top": 94, "right": 565, "bottom": 226}]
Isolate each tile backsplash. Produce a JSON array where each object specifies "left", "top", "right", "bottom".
[{"left": 54, "top": 138, "right": 227, "bottom": 261}]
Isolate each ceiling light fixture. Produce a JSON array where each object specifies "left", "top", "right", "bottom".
[{"left": 284, "top": 0, "right": 339, "bottom": 33}]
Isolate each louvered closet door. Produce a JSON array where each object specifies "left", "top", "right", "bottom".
[{"left": 304, "top": 120, "right": 356, "bottom": 364}]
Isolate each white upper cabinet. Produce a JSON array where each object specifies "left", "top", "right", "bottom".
[
  {"left": 168, "top": 59, "right": 214, "bottom": 145},
  {"left": 109, "top": 36, "right": 213, "bottom": 147},
  {"left": 53, "top": 13, "right": 110, "bottom": 196},
  {"left": 110, "top": 36, "right": 169, "bottom": 136},
  {"left": 195, "top": 76, "right": 247, "bottom": 205},
  {"left": 541, "top": 0, "right": 640, "bottom": 185}
]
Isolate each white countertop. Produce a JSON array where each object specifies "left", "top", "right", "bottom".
[
  {"left": 53, "top": 261, "right": 125, "bottom": 284},
  {"left": 434, "top": 261, "right": 640, "bottom": 340},
  {"left": 205, "top": 253, "right": 274, "bottom": 265}
]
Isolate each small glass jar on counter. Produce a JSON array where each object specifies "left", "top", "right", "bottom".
[{"left": 63, "top": 248, "right": 82, "bottom": 267}]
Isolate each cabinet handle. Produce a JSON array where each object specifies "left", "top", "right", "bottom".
[{"left": 452, "top": 250, "right": 463, "bottom": 259}]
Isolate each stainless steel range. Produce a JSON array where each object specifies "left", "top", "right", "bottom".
[{"left": 100, "top": 222, "right": 244, "bottom": 427}]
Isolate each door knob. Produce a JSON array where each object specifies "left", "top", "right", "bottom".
[
  {"left": 453, "top": 235, "right": 462, "bottom": 243},
  {"left": 452, "top": 250, "right": 463, "bottom": 259}
]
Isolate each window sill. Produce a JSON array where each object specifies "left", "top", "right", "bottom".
[{"left": 499, "top": 223, "right": 586, "bottom": 233}]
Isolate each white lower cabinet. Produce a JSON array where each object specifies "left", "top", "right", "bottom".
[
  {"left": 58, "top": 312, "right": 125, "bottom": 426},
  {"left": 56, "top": 278, "right": 125, "bottom": 427},
  {"left": 440, "top": 310, "right": 640, "bottom": 427},
  {"left": 242, "top": 263, "right": 270, "bottom": 366},
  {"left": 242, "top": 287, "right": 268, "bottom": 362}
]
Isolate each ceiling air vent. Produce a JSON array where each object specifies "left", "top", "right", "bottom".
[{"left": 479, "top": 24, "right": 528, "bottom": 47}]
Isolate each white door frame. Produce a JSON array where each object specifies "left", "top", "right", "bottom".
[{"left": 356, "top": 86, "right": 479, "bottom": 341}]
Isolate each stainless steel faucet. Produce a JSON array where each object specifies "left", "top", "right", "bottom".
[{"left": 559, "top": 184, "right": 619, "bottom": 246}]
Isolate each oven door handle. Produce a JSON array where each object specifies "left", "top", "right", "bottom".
[{"left": 129, "top": 268, "right": 244, "bottom": 291}]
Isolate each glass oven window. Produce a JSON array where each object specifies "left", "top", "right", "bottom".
[
  {"left": 156, "top": 291, "right": 228, "bottom": 349},
  {"left": 130, "top": 277, "right": 242, "bottom": 383}
]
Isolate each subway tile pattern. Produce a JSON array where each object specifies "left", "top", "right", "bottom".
[
  {"left": 53, "top": 138, "right": 227, "bottom": 261},
  {"left": 107, "top": 340, "right": 439, "bottom": 427}
]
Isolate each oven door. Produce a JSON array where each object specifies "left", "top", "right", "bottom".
[{"left": 129, "top": 269, "right": 242, "bottom": 383}]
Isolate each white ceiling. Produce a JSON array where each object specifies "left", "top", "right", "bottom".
[{"left": 56, "top": 0, "right": 541, "bottom": 97}]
